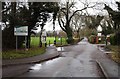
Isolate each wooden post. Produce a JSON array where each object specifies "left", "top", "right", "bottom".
[{"left": 16, "top": 36, "right": 18, "bottom": 51}]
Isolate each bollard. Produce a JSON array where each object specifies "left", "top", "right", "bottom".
[
  {"left": 45, "top": 43, "right": 47, "bottom": 47},
  {"left": 49, "top": 40, "right": 50, "bottom": 46},
  {"left": 61, "top": 37, "right": 62, "bottom": 45},
  {"left": 54, "top": 40, "right": 56, "bottom": 45}
]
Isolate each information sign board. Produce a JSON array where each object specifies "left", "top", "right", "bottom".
[{"left": 14, "top": 26, "right": 28, "bottom": 36}]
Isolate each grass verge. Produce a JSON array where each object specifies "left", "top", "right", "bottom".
[
  {"left": 106, "top": 45, "right": 120, "bottom": 63},
  {"left": 2, "top": 47, "right": 46, "bottom": 59}
]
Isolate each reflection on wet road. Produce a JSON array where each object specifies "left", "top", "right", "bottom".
[
  {"left": 19, "top": 38, "right": 103, "bottom": 77},
  {"left": 56, "top": 47, "right": 65, "bottom": 52}
]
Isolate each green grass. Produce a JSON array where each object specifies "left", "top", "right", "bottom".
[
  {"left": 2, "top": 47, "right": 46, "bottom": 59},
  {"left": 47, "top": 37, "right": 67, "bottom": 45},
  {"left": 2, "top": 37, "right": 67, "bottom": 59},
  {"left": 46, "top": 37, "right": 55, "bottom": 44},
  {"left": 31, "top": 37, "right": 40, "bottom": 46},
  {"left": 31, "top": 37, "right": 67, "bottom": 46}
]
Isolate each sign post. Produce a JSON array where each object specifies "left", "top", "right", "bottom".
[
  {"left": 16, "top": 36, "right": 17, "bottom": 51},
  {"left": 25, "top": 36, "right": 27, "bottom": 50},
  {"left": 41, "top": 29, "right": 47, "bottom": 47},
  {"left": 14, "top": 26, "right": 28, "bottom": 51}
]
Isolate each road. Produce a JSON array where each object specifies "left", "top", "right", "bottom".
[{"left": 16, "top": 38, "right": 104, "bottom": 77}]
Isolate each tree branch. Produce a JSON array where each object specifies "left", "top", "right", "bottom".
[
  {"left": 68, "top": 7, "right": 87, "bottom": 23},
  {"left": 68, "top": 2, "right": 76, "bottom": 9},
  {"left": 58, "top": 15, "right": 66, "bottom": 32},
  {"left": 61, "top": 19, "right": 65, "bottom": 26},
  {"left": 61, "top": 8, "right": 67, "bottom": 16},
  {"left": 69, "top": 4, "right": 97, "bottom": 23}
]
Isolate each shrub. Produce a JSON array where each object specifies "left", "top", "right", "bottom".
[
  {"left": 115, "top": 32, "right": 120, "bottom": 45},
  {"left": 110, "top": 34, "right": 116, "bottom": 45},
  {"left": 110, "top": 32, "right": 120, "bottom": 45},
  {"left": 88, "top": 35, "right": 96, "bottom": 44}
]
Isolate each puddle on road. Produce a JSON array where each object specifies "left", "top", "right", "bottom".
[
  {"left": 30, "top": 64, "right": 42, "bottom": 71},
  {"left": 78, "top": 42, "right": 87, "bottom": 45},
  {"left": 29, "top": 57, "right": 65, "bottom": 71},
  {"left": 56, "top": 47, "right": 65, "bottom": 52}
]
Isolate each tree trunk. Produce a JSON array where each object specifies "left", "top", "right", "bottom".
[
  {"left": 39, "top": 32, "right": 42, "bottom": 47},
  {"left": 66, "top": 27, "right": 74, "bottom": 44},
  {"left": 26, "top": 27, "right": 31, "bottom": 48},
  {"left": 66, "top": 33, "right": 74, "bottom": 44},
  {"left": 27, "top": 35, "right": 30, "bottom": 48},
  {"left": 77, "top": 29, "right": 80, "bottom": 39}
]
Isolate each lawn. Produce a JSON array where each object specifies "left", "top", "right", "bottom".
[
  {"left": 31, "top": 37, "right": 39, "bottom": 46},
  {"left": 2, "top": 47, "right": 46, "bottom": 59},
  {"left": 31, "top": 37, "right": 67, "bottom": 46}
]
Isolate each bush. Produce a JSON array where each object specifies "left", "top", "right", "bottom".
[
  {"left": 115, "top": 32, "right": 120, "bottom": 45},
  {"left": 110, "top": 32, "right": 120, "bottom": 45},
  {"left": 110, "top": 34, "right": 116, "bottom": 45},
  {"left": 88, "top": 35, "right": 96, "bottom": 44}
]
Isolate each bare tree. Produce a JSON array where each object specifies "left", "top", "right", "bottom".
[
  {"left": 58, "top": 0, "right": 96, "bottom": 44},
  {"left": 71, "top": 12, "right": 85, "bottom": 39}
]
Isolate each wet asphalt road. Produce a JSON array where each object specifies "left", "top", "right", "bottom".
[{"left": 17, "top": 38, "right": 104, "bottom": 77}]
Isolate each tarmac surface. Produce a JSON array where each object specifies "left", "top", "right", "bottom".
[
  {"left": 2, "top": 38, "right": 119, "bottom": 78},
  {"left": 18, "top": 38, "right": 103, "bottom": 77}
]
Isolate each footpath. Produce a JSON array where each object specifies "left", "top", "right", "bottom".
[
  {"left": 2, "top": 45, "right": 60, "bottom": 66},
  {"left": 95, "top": 44, "right": 119, "bottom": 78}
]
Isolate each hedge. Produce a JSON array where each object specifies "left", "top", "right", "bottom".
[
  {"left": 88, "top": 35, "right": 96, "bottom": 44},
  {"left": 110, "top": 32, "right": 120, "bottom": 45}
]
